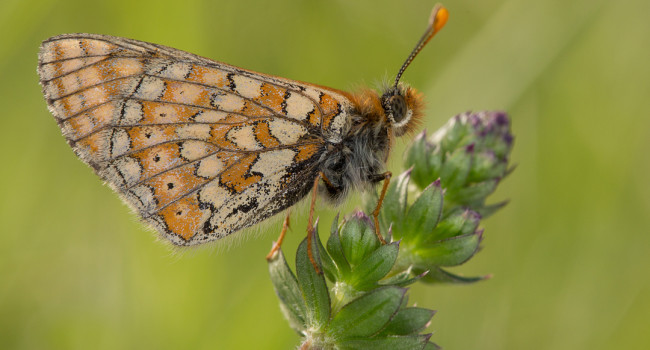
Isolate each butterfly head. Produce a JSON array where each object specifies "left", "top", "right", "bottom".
[{"left": 381, "top": 83, "right": 424, "bottom": 137}]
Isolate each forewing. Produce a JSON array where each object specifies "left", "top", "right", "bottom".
[{"left": 37, "top": 34, "right": 347, "bottom": 245}]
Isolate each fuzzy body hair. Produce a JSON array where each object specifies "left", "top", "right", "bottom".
[{"left": 317, "top": 84, "right": 423, "bottom": 203}]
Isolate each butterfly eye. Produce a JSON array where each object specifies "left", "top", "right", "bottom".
[{"left": 389, "top": 95, "right": 407, "bottom": 124}]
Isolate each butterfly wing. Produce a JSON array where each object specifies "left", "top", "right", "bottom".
[{"left": 38, "top": 34, "right": 352, "bottom": 245}]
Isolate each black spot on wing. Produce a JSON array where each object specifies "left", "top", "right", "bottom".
[
  {"left": 224, "top": 196, "right": 258, "bottom": 219},
  {"left": 226, "top": 73, "right": 236, "bottom": 91},
  {"left": 281, "top": 90, "right": 290, "bottom": 115}
]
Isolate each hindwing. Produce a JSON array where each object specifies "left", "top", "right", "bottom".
[{"left": 38, "top": 34, "right": 351, "bottom": 245}]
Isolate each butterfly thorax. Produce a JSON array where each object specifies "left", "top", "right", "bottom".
[{"left": 317, "top": 84, "right": 424, "bottom": 203}]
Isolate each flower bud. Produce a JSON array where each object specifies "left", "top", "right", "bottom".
[{"left": 404, "top": 111, "right": 513, "bottom": 217}]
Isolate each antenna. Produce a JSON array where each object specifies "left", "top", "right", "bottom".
[{"left": 393, "top": 4, "right": 448, "bottom": 88}]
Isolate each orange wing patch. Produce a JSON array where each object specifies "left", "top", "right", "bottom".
[
  {"left": 61, "top": 103, "right": 116, "bottom": 139},
  {"left": 219, "top": 154, "right": 261, "bottom": 193},
  {"left": 319, "top": 93, "right": 342, "bottom": 130},
  {"left": 186, "top": 65, "right": 228, "bottom": 87},
  {"left": 157, "top": 196, "right": 208, "bottom": 241},
  {"left": 294, "top": 143, "right": 321, "bottom": 162},
  {"left": 255, "top": 83, "right": 286, "bottom": 114},
  {"left": 254, "top": 121, "right": 281, "bottom": 148},
  {"left": 147, "top": 165, "right": 205, "bottom": 209}
]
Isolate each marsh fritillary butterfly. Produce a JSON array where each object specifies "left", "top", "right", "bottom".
[{"left": 37, "top": 5, "right": 448, "bottom": 246}]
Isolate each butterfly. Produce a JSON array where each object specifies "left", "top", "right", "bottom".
[{"left": 37, "top": 5, "right": 448, "bottom": 247}]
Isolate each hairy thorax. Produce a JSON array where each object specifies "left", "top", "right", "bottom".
[{"left": 318, "top": 100, "right": 392, "bottom": 204}]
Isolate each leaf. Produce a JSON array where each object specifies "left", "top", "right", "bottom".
[
  {"left": 267, "top": 248, "right": 307, "bottom": 333},
  {"left": 379, "top": 268, "right": 427, "bottom": 287},
  {"left": 327, "top": 286, "right": 405, "bottom": 339},
  {"left": 379, "top": 170, "right": 411, "bottom": 233},
  {"left": 349, "top": 242, "right": 399, "bottom": 290},
  {"left": 338, "top": 334, "right": 431, "bottom": 350},
  {"left": 340, "top": 213, "right": 380, "bottom": 267},
  {"left": 413, "top": 232, "right": 482, "bottom": 267},
  {"left": 418, "top": 266, "right": 488, "bottom": 284},
  {"left": 402, "top": 180, "right": 443, "bottom": 243},
  {"left": 316, "top": 220, "right": 338, "bottom": 283},
  {"left": 437, "top": 114, "right": 468, "bottom": 151},
  {"left": 326, "top": 214, "right": 351, "bottom": 279},
  {"left": 405, "top": 131, "right": 439, "bottom": 190},
  {"left": 296, "top": 228, "right": 331, "bottom": 329},
  {"left": 424, "top": 340, "right": 442, "bottom": 350},
  {"left": 404, "top": 132, "right": 428, "bottom": 169},
  {"left": 477, "top": 200, "right": 509, "bottom": 218},
  {"left": 469, "top": 150, "right": 507, "bottom": 182},
  {"left": 426, "top": 209, "right": 481, "bottom": 243},
  {"left": 439, "top": 146, "right": 473, "bottom": 190},
  {"left": 377, "top": 307, "right": 436, "bottom": 336},
  {"left": 450, "top": 179, "right": 498, "bottom": 206}
]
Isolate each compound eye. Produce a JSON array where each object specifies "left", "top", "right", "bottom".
[{"left": 389, "top": 95, "right": 407, "bottom": 123}]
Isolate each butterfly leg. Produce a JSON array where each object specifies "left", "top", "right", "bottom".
[
  {"left": 306, "top": 173, "right": 322, "bottom": 274},
  {"left": 371, "top": 172, "right": 392, "bottom": 245},
  {"left": 266, "top": 210, "right": 291, "bottom": 261}
]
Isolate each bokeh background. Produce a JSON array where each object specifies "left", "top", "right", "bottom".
[{"left": 1, "top": 0, "right": 648, "bottom": 349}]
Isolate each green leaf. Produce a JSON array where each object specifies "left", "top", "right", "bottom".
[
  {"left": 460, "top": 210, "right": 482, "bottom": 235},
  {"left": 328, "top": 286, "right": 405, "bottom": 339},
  {"left": 404, "top": 131, "right": 429, "bottom": 169},
  {"left": 413, "top": 232, "right": 482, "bottom": 267},
  {"left": 438, "top": 115, "right": 468, "bottom": 151},
  {"left": 426, "top": 209, "right": 481, "bottom": 243},
  {"left": 405, "top": 132, "right": 439, "bottom": 190},
  {"left": 379, "top": 269, "right": 410, "bottom": 286},
  {"left": 418, "top": 266, "right": 488, "bottom": 285},
  {"left": 326, "top": 214, "right": 351, "bottom": 280},
  {"left": 349, "top": 242, "right": 399, "bottom": 290},
  {"left": 477, "top": 200, "right": 509, "bottom": 218},
  {"left": 378, "top": 170, "right": 410, "bottom": 233},
  {"left": 340, "top": 214, "right": 380, "bottom": 267},
  {"left": 402, "top": 180, "right": 443, "bottom": 243},
  {"left": 399, "top": 293, "right": 409, "bottom": 309},
  {"left": 449, "top": 179, "right": 499, "bottom": 206},
  {"left": 267, "top": 248, "right": 307, "bottom": 333},
  {"left": 424, "top": 340, "right": 442, "bottom": 350},
  {"left": 379, "top": 268, "right": 425, "bottom": 287},
  {"left": 416, "top": 151, "right": 444, "bottom": 191},
  {"left": 296, "top": 228, "right": 330, "bottom": 329},
  {"left": 469, "top": 150, "right": 507, "bottom": 182},
  {"left": 377, "top": 307, "right": 435, "bottom": 336},
  {"left": 338, "top": 334, "right": 431, "bottom": 350},
  {"left": 316, "top": 221, "right": 339, "bottom": 283},
  {"left": 439, "top": 146, "right": 474, "bottom": 190}
]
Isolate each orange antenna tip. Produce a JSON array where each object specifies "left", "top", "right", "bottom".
[{"left": 432, "top": 6, "right": 449, "bottom": 34}]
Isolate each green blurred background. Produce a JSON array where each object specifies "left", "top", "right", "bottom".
[{"left": 1, "top": 0, "right": 648, "bottom": 348}]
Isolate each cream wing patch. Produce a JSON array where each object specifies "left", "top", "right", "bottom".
[
  {"left": 133, "top": 76, "right": 166, "bottom": 100},
  {"left": 268, "top": 118, "right": 307, "bottom": 144},
  {"left": 228, "top": 124, "right": 262, "bottom": 150},
  {"left": 232, "top": 75, "right": 262, "bottom": 99},
  {"left": 251, "top": 149, "right": 295, "bottom": 175},
  {"left": 284, "top": 92, "right": 313, "bottom": 121},
  {"left": 196, "top": 154, "right": 225, "bottom": 178},
  {"left": 157, "top": 61, "right": 193, "bottom": 80}
]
